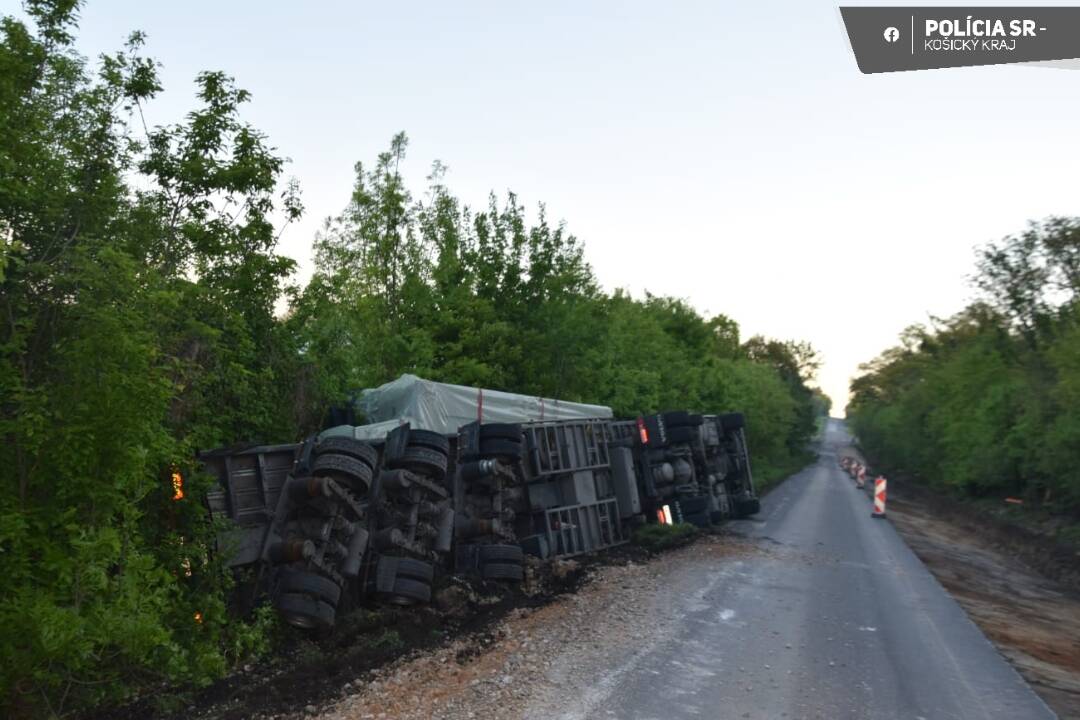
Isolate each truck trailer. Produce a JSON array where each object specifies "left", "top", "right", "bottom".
[{"left": 199, "top": 375, "right": 760, "bottom": 630}]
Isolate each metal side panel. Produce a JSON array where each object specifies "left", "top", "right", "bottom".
[
  {"left": 561, "top": 470, "right": 599, "bottom": 505},
  {"left": 523, "top": 419, "right": 612, "bottom": 478},
  {"left": 610, "top": 446, "right": 641, "bottom": 517},
  {"left": 199, "top": 443, "right": 301, "bottom": 526},
  {"left": 216, "top": 526, "right": 268, "bottom": 567},
  {"left": 542, "top": 498, "right": 626, "bottom": 558}
]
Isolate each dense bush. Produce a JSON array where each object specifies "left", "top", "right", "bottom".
[
  {"left": 632, "top": 522, "right": 699, "bottom": 552},
  {"left": 0, "top": 3, "right": 824, "bottom": 716},
  {"left": 849, "top": 218, "right": 1080, "bottom": 513},
  {"left": 0, "top": 3, "right": 299, "bottom": 716}
]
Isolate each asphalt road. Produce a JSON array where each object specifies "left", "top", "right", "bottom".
[{"left": 588, "top": 419, "right": 1056, "bottom": 720}]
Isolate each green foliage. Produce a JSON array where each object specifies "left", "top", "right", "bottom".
[
  {"left": 753, "top": 449, "right": 816, "bottom": 496},
  {"left": 631, "top": 522, "right": 699, "bottom": 552},
  {"left": 849, "top": 219, "right": 1080, "bottom": 513},
  {"left": 367, "top": 629, "right": 404, "bottom": 652},
  {"left": 1, "top": 3, "right": 294, "bottom": 715},
  {"left": 0, "top": 3, "right": 824, "bottom": 716}
]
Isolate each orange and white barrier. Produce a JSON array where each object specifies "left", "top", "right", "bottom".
[
  {"left": 872, "top": 476, "right": 887, "bottom": 518},
  {"left": 856, "top": 465, "right": 866, "bottom": 488}
]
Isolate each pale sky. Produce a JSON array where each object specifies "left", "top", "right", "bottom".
[{"left": 12, "top": 0, "right": 1080, "bottom": 412}]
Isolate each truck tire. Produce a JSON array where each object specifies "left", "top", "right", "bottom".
[
  {"left": 315, "top": 437, "right": 378, "bottom": 470},
  {"left": 735, "top": 497, "right": 761, "bottom": 518},
  {"left": 478, "top": 544, "right": 524, "bottom": 564},
  {"left": 312, "top": 452, "right": 373, "bottom": 490},
  {"left": 376, "top": 554, "right": 436, "bottom": 584},
  {"left": 479, "top": 423, "right": 523, "bottom": 442},
  {"left": 686, "top": 414, "right": 704, "bottom": 426},
  {"left": 386, "top": 578, "right": 431, "bottom": 604},
  {"left": 682, "top": 511, "right": 711, "bottom": 528},
  {"left": 720, "top": 413, "right": 745, "bottom": 431},
  {"left": 276, "top": 592, "right": 336, "bottom": 630},
  {"left": 482, "top": 562, "right": 524, "bottom": 581},
  {"left": 407, "top": 429, "right": 450, "bottom": 455},
  {"left": 389, "top": 446, "right": 448, "bottom": 477},
  {"left": 667, "top": 426, "right": 696, "bottom": 444},
  {"left": 677, "top": 496, "right": 709, "bottom": 515},
  {"left": 478, "top": 438, "right": 523, "bottom": 460},
  {"left": 661, "top": 411, "right": 691, "bottom": 427},
  {"left": 394, "top": 557, "right": 436, "bottom": 584},
  {"left": 278, "top": 569, "right": 342, "bottom": 606}
]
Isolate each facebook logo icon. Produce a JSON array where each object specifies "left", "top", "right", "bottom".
[{"left": 883, "top": 26, "right": 900, "bottom": 42}]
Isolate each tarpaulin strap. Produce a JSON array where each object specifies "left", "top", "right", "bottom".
[
  {"left": 477, "top": 388, "right": 483, "bottom": 422},
  {"left": 539, "top": 397, "right": 544, "bottom": 420}
]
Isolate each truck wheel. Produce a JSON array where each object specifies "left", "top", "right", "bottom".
[
  {"left": 667, "top": 426, "right": 696, "bottom": 444},
  {"left": 686, "top": 414, "right": 704, "bottom": 426},
  {"left": 478, "top": 438, "right": 523, "bottom": 460},
  {"left": 394, "top": 557, "right": 436, "bottom": 584},
  {"left": 312, "top": 453, "right": 373, "bottom": 490},
  {"left": 720, "top": 413, "right": 745, "bottom": 431},
  {"left": 735, "top": 497, "right": 761, "bottom": 517},
  {"left": 389, "top": 446, "right": 448, "bottom": 477},
  {"left": 479, "top": 423, "right": 523, "bottom": 441},
  {"left": 682, "top": 511, "right": 711, "bottom": 528},
  {"left": 278, "top": 569, "right": 342, "bottom": 606},
  {"left": 276, "top": 592, "right": 336, "bottom": 630},
  {"left": 661, "top": 410, "right": 691, "bottom": 427},
  {"left": 315, "top": 437, "right": 378, "bottom": 470},
  {"left": 478, "top": 544, "right": 524, "bottom": 564},
  {"left": 407, "top": 429, "right": 450, "bottom": 455},
  {"left": 376, "top": 555, "right": 435, "bottom": 584},
  {"left": 482, "top": 562, "right": 524, "bottom": 581},
  {"left": 385, "top": 578, "right": 431, "bottom": 604},
  {"left": 677, "top": 496, "right": 710, "bottom": 515}
]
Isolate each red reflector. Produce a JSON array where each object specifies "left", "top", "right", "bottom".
[{"left": 637, "top": 417, "right": 649, "bottom": 444}]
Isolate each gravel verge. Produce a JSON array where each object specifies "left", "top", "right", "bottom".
[{"left": 309, "top": 535, "right": 757, "bottom": 720}]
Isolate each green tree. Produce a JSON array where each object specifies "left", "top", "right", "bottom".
[
  {"left": 1, "top": 3, "right": 297, "bottom": 714},
  {"left": 850, "top": 218, "right": 1080, "bottom": 513}
]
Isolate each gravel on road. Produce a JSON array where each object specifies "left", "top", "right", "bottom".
[{"left": 310, "top": 536, "right": 759, "bottom": 720}]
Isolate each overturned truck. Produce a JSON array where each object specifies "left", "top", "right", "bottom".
[
  {"left": 609, "top": 410, "right": 759, "bottom": 528},
  {"left": 201, "top": 375, "right": 759, "bottom": 630}
]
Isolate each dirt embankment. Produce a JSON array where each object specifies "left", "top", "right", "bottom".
[
  {"left": 91, "top": 529, "right": 728, "bottom": 720},
  {"left": 89, "top": 552, "right": 596, "bottom": 720},
  {"left": 841, "top": 445, "right": 1080, "bottom": 719}
]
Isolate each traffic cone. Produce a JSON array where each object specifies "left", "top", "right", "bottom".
[{"left": 872, "top": 476, "right": 887, "bottom": 518}]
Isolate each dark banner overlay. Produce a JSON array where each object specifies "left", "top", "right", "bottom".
[{"left": 840, "top": 6, "right": 1080, "bottom": 73}]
